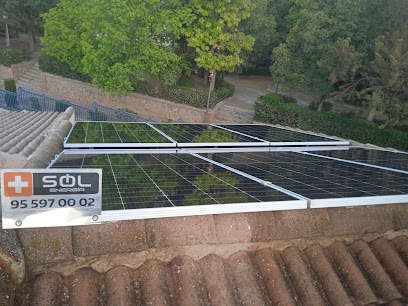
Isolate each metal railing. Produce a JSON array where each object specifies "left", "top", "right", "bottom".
[{"left": 0, "top": 87, "right": 186, "bottom": 123}]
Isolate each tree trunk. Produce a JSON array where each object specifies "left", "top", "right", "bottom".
[
  {"left": 5, "top": 22, "right": 10, "bottom": 47},
  {"left": 275, "top": 83, "right": 279, "bottom": 94},
  {"left": 209, "top": 70, "right": 217, "bottom": 92},
  {"left": 28, "top": 26, "right": 35, "bottom": 52},
  {"left": 204, "top": 70, "right": 209, "bottom": 87},
  {"left": 367, "top": 108, "right": 375, "bottom": 122},
  {"left": 317, "top": 95, "right": 326, "bottom": 112}
]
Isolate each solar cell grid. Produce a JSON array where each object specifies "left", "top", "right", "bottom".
[
  {"left": 208, "top": 151, "right": 408, "bottom": 200},
  {"left": 216, "top": 124, "right": 346, "bottom": 145},
  {"left": 151, "top": 123, "right": 267, "bottom": 146},
  {"left": 312, "top": 147, "right": 408, "bottom": 172},
  {"left": 65, "top": 122, "right": 174, "bottom": 146},
  {"left": 50, "top": 153, "right": 297, "bottom": 211}
]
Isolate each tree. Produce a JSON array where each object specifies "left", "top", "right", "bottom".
[
  {"left": 319, "top": 0, "right": 408, "bottom": 125},
  {"left": 183, "top": 0, "right": 255, "bottom": 91},
  {"left": 270, "top": 43, "right": 304, "bottom": 93},
  {"left": 239, "top": 0, "right": 278, "bottom": 71},
  {"left": 0, "top": 0, "right": 59, "bottom": 50},
  {"left": 269, "top": 0, "right": 387, "bottom": 111},
  {"left": 42, "top": 0, "right": 193, "bottom": 95},
  {"left": 24, "top": 0, "right": 59, "bottom": 51},
  {"left": 330, "top": 30, "right": 408, "bottom": 126},
  {"left": 270, "top": 7, "right": 334, "bottom": 109}
]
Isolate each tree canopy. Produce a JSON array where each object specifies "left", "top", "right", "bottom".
[
  {"left": 268, "top": 0, "right": 408, "bottom": 120},
  {"left": 183, "top": 0, "right": 255, "bottom": 90},
  {"left": 42, "top": 0, "right": 193, "bottom": 95}
]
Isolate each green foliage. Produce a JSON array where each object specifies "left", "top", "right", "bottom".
[
  {"left": 270, "top": 0, "right": 387, "bottom": 101},
  {"left": 327, "top": 25, "right": 408, "bottom": 126},
  {"left": 183, "top": 0, "right": 255, "bottom": 83},
  {"left": 177, "top": 74, "right": 195, "bottom": 88},
  {"left": 309, "top": 101, "right": 333, "bottom": 112},
  {"left": 42, "top": 0, "right": 193, "bottom": 95},
  {"left": 261, "top": 93, "right": 297, "bottom": 104},
  {"left": 158, "top": 79, "right": 234, "bottom": 108},
  {"left": 132, "top": 80, "right": 154, "bottom": 96},
  {"left": 239, "top": 0, "right": 278, "bottom": 69},
  {"left": 0, "top": 47, "right": 31, "bottom": 67},
  {"left": 255, "top": 94, "right": 408, "bottom": 151},
  {"left": 240, "top": 67, "right": 270, "bottom": 76},
  {"left": 39, "top": 54, "right": 91, "bottom": 83},
  {"left": 4, "top": 79, "right": 17, "bottom": 93},
  {"left": 0, "top": 0, "right": 59, "bottom": 49}
]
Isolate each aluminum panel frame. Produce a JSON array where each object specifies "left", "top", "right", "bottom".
[
  {"left": 101, "top": 199, "right": 307, "bottom": 221},
  {"left": 310, "top": 194, "right": 408, "bottom": 208}
]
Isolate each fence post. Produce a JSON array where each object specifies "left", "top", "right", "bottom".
[
  {"left": 120, "top": 109, "right": 125, "bottom": 122},
  {"left": 92, "top": 102, "right": 97, "bottom": 121},
  {"left": 42, "top": 94, "right": 47, "bottom": 112},
  {"left": 18, "top": 87, "right": 24, "bottom": 109}
]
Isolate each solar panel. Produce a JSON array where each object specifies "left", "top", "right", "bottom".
[
  {"left": 215, "top": 124, "right": 349, "bottom": 146},
  {"left": 49, "top": 151, "right": 306, "bottom": 220},
  {"left": 59, "top": 121, "right": 407, "bottom": 217},
  {"left": 65, "top": 122, "right": 175, "bottom": 148},
  {"left": 310, "top": 147, "right": 408, "bottom": 173},
  {"left": 205, "top": 151, "right": 408, "bottom": 208},
  {"left": 150, "top": 123, "right": 268, "bottom": 147}
]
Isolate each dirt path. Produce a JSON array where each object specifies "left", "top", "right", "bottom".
[{"left": 222, "top": 75, "right": 273, "bottom": 111}]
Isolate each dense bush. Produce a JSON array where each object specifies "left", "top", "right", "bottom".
[
  {"left": 241, "top": 67, "right": 270, "bottom": 76},
  {"left": 39, "top": 54, "right": 91, "bottom": 83},
  {"left": 260, "top": 93, "right": 297, "bottom": 104},
  {"left": 254, "top": 94, "right": 408, "bottom": 151},
  {"left": 159, "top": 79, "right": 235, "bottom": 108},
  {"left": 4, "top": 79, "right": 16, "bottom": 93},
  {"left": 177, "top": 74, "right": 195, "bottom": 88},
  {"left": 0, "top": 47, "right": 31, "bottom": 67},
  {"left": 132, "top": 80, "right": 154, "bottom": 95},
  {"left": 308, "top": 101, "right": 333, "bottom": 112}
]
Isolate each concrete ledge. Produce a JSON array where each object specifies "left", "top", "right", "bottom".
[
  {"left": 73, "top": 220, "right": 147, "bottom": 257},
  {"left": 17, "top": 226, "right": 74, "bottom": 263},
  {"left": 145, "top": 215, "right": 217, "bottom": 248}
]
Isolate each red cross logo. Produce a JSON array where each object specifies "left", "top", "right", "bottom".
[{"left": 3, "top": 172, "right": 33, "bottom": 197}]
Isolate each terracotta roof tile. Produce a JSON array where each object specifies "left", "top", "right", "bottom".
[
  {"left": 0, "top": 110, "right": 63, "bottom": 157},
  {"left": 15, "top": 235, "right": 408, "bottom": 305}
]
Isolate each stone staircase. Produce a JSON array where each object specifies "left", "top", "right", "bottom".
[
  {"left": 16, "top": 63, "right": 42, "bottom": 93},
  {"left": 212, "top": 105, "right": 254, "bottom": 124}
]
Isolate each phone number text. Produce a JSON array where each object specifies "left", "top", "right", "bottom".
[{"left": 10, "top": 198, "right": 95, "bottom": 209}]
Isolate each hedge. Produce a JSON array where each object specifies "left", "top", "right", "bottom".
[
  {"left": 254, "top": 94, "right": 408, "bottom": 151},
  {"left": 177, "top": 74, "right": 195, "bottom": 88},
  {"left": 0, "top": 47, "right": 31, "bottom": 67},
  {"left": 4, "top": 79, "right": 16, "bottom": 93},
  {"left": 159, "top": 78, "right": 235, "bottom": 108},
  {"left": 39, "top": 54, "right": 91, "bottom": 83}
]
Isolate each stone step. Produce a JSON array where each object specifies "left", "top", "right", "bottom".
[
  {"left": 214, "top": 111, "right": 254, "bottom": 123},
  {"left": 18, "top": 76, "right": 41, "bottom": 83}
]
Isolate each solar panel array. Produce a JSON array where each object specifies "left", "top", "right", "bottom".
[
  {"left": 55, "top": 122, "right": 408, "bottom": 220},
  {"left": 64, "top": 122, "right": 347, "bottom": 148},
  {"left": 312, "top": 147, "right": 408, "bottom": 173}
]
